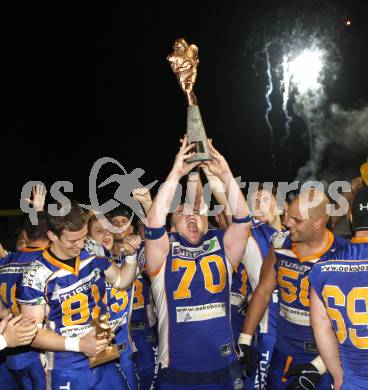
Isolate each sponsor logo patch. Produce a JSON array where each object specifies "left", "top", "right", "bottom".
[
  {"left": 304, "top": 341, "right": 318, "bottom": 353},
  {"left": 130, "top": 321, "right": 145, "bottom": 331},
  {"left": 176, "top": 302, "right": 226, "bottom": 323},
  {"left": 171, "top": 238, "right": 221, "bottom": 259},
  {"left": 220, "top": 343, "right": 231, "bottom": 357}
]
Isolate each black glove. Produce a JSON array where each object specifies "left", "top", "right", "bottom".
[
  {"left": 284, "top": 363, "right": 321, "bottom": 390},
  {"left": 238, "top": 343, "right": 253, "bottom": 377},
  {"left": 237, "top": 298, "right": 248, "bottom": 317}
]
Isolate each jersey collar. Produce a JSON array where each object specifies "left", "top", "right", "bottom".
[
  {"left": 20, "top": 246, "right": 46, "bottom": 252},
  {"left": 291, "top": 230, "right": 334, "bottom": 263},
  {"left": 43, "top": 249, "right": 80, "bottom": 275},
  {"left": 351, "top": 236, "right": 368, "bottom": 244}
]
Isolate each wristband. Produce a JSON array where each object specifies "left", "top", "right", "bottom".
[
  {"left": 311, "top": 356, "right": 327, "bottom": 375},
  {"left": 232, "top": 215, "right": 252, "bottom": 224},
  {"left": 0, "top": 335, "right": 7, "bottom": 351},
  {"left": 125, "top": 254, "right": 137, "bottom": 264},
  {"left": 144, "top": 226, "right": 166, "bottom": 240},
  {"left": 65, "top": 336, "right": 80, "bottom": 352},
  {"left": 238, "top": 333, "right": 252, "bottom": 346}
]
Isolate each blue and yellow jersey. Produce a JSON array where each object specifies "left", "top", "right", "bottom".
[
  {"left": 273, "top": 230, "right": 347, "bottom": 358},
  {"left": 84, "top": 238, "right": 136, "bottom": 355},
  {"left": 309, "top": 237, "right": 368, "bottom": 386},
  {"left": 18, "top": 249, "right": 112, "bottom": 369},
  {"left": 130, "top": 246, "right": 157, "bottom": 351},
  {"left": 230, "top": 262, "right": 251, "bottom": 341},
  {"left": 240, "top": 220, "right": 279, "bottom": 337},
  {"left": 105, "top": 254, "right": 136, "bottom": 356},
  {"left": 0, "top": 247, "right": 44, "bottom": 370},
  {"left": 149, "top": 229, "right": 236, "bottom": 374}
]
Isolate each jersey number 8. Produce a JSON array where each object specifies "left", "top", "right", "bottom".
[{"left": 61, "top": 284, "right": 102, "bottom": 326}]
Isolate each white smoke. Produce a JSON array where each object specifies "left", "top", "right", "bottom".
[
  {"left": 316, "top": 104, "right": 368, "bottom": 182},
  {"left": 293, "top": 68, "right": 327, "bottom": 183}
]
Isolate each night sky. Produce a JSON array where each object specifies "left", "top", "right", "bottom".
[{"left": 2, "top": 0, "right": 368, "bottom": 209}]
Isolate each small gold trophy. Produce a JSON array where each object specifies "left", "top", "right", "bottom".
[
  {"left": 88, "top": 314, "right": 120, "bottom": 368},
  {"left": 167, "top": 38, "right": 212, "bottom": 162}
]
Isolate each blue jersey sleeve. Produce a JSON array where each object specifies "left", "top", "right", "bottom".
[
  {"left": 308, "top": 264, "right": 324, "bottom": 301},
  {"left": 137, "top": 242, "right": 146, "bottom": 272},
  {"left": 17, "top": 260, "right": 52, "bottom": 305},
  {"left": 94, "top": 256, "right": 114, "bottom": 275}
]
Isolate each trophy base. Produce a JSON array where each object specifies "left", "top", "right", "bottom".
[{"left": 89, "top": 344, "right": 120, "bottom": 368}]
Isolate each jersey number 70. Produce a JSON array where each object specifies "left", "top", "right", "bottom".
[{"left": 171, "top": 255, "right": 227, "bottom": 300}]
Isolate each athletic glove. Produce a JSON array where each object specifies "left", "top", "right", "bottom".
[
  {"left": 238, "top": 333, "right": 253, "bottom": 377},
  {"left": 284, "top": 363, "right": 321, "bottom": 390}
]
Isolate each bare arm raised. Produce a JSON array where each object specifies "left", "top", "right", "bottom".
[
  {"left": 133, "top": 188, "right": 153, "bottom": 216},
  {"left": 104, "top": 234, "right": 141, "bottom": 290},
  {"left": 202, "top": 164, "right": 232, "bottom": 227},
  {"left": 202, "top": 141, "right": 251, "bottom": 268},
  {"left": 145, "top": 137, "right": 200, "bottom": 275}
]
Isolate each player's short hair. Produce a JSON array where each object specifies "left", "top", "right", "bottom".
[
  {"left": 23, "top": 211, "right": 49, "bottom": 241},
  {"left": 87, "top": 214, "right": 98, "bottom": 236},
  {"left": 47, "top": 200, "right": 88, "bottom": 237},
  {"left": 108, "top": 206, "right": 132, "bottom": 220},
  {"left": 87, "top": 214, "right": 113, "bottom": 236}
]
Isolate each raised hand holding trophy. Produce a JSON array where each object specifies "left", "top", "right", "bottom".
[
  {"left": 88, "top": 314, "right": 119, "bottom": 368},
  {"left": 167, "top": 38, "right": 212, "bottom": 162}
]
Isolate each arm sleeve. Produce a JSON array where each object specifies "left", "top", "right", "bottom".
[
  {"left": 96, "top": 256, "right": 115, "bottom": 275},
  {"left": 137, "top": 242, "right": 147, "bottom": 273},
  {"left": 17, "top": 260, "right": 52, "bottom": 306},
  {"left": 308, "top": 265, "right": 324, "bottom": 302},
  {"left": 242, "top": 236, "right": 263, "bottom": 292}
]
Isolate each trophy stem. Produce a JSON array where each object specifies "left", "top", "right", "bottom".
[
  {"left": 187, "top": 91, "right": 197, "bottom": 106},
  {"left": 186, "top": 105, "right": 212, "bottom": 163}
]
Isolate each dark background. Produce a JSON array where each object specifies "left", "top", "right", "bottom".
[{"left": 1, "top": 0, "right": 368, "bottom": 212}]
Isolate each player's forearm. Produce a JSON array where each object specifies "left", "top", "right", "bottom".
[
  {"left": 205, "top": 172, "right": 227, "bottom": 204},
  {"left": 220, "top": 172, "right": 249, "bottom": 219},
  {"left": 186, "top": 172, "right": 204, "bottom": 210},
  {"left": 242, "top": 286, "right": 272, "bottom": 336},
  {"left": 221, "top": 171, "right": 250, "bottom": 265},
  {"left": 147, "top": 169, "right": 181, "bottom": 227},
  {"left": 117, "top": 261, "right": 137, "bottom": 290},
  {"left": 311, "top": 317, "right": 343, "bottom": 382},
  {"left": 141, "top": 200, "right": 152, "bottom": 215},
  {"left": 186, "top": 173, "right": 200, "bottom": 208},
  {"left": 31, "top": 328, "right": 68, "bottom": 351},
  {"left": 204, "top": 172, "right": 232, "bottom": 223},
  {"left": 310, "top": 288, "right": 343, "bottom": 382}
]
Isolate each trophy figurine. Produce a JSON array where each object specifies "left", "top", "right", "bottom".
[
  {"left": 88, "top": 314, "right": 120, "bottom": 368},
  {"left": 167, "top": 38, "right": 212, "bottom": 162}
]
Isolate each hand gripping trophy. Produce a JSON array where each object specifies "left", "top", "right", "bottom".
[
  {"left": 88, "top": 314, "right": 119, "bottom": 368},
  {"left": 167, "top": 38, "right": 212, "bottom": 162}
]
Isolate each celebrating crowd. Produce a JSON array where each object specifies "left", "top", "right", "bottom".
[{"left": 0, "top": 137, "right": 367, "bottom": 390}]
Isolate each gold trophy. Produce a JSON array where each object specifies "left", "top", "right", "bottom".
[
  {"left": 88, "top": 314, "right": 120, "bottom": 368},
  {"left": 167, "top": 38, "right": 212, "bottom": 162}
]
